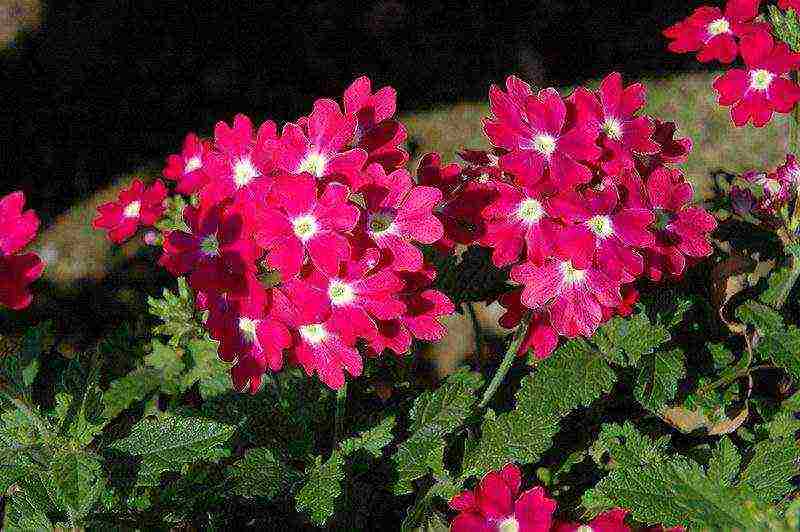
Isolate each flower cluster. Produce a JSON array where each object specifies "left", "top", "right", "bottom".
[
  {"left": 0, "top": 191, "right": 44, "bottom": 310},
  {"left": 438, "top": 72, "right": 715, "bottom": 359},
  {"left": 95, "top": 77, "right": 454, "bottom": 392},
  {"left": 665, "top": 0, "right": 800, "bottom": 127},
  {"left": 448, "top": 464, "right": 683, "bottom": 532}
]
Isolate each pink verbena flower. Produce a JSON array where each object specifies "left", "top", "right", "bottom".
[
  {"left": 343, "top": 76, "right": 409, "bottom": 172},
  {"left": 163, "top": 132, "right": 211, "bottom": 195},
  {"left": 275, "top": 98, "right": 368, "bottom": 188},
  {"left": 553, "top": 508, "right": 630, "bottom": 532},
  {"left": 479, "top": 181, "right": 560, "bottom": 268},
  {"left": 276, "top": 279, "right": 362, "bottom": 390},
  {"left": 550, "top": 184, "right": 654, "bottom": 282},
  {"left": 498, "top": 289, "right": 558, "bottom": 360},
  {"left": 159, "top": 203, "right": 259, "bottom": 295},
  {"left": 713, "top": 30, "right": 800, "bottom": 127},
  {"left": 0, "top": 191, "right": 44, "bottom": 310},
  {"left": 511, "top": 241, "right": 622, "bottom": 338},
  {"left": 571, "top": 72, "right": 660, "bottom": 174},
  {"left": 93, "top": 179, "right": 167, "bottom": 244},
  {"left": 254, "top": 172, "right": 359, "bottom": 280},
  {"left": 663, "top": 0, "right": 761, "bottom": 64},
  {"left": 203, "top": 275, "right": 291, "bottom": 393},
  {"left": 360, "top": 164, "right": 444, "bottom": 271},
  {"left": 637, "top": 166, "right": 717, "bottom": 281},
  {"left": 448, "top": 464, "right": 556, "bottom": 532},
  {"left": 485, "top": 85, "right": 600, "bottom": 188}
]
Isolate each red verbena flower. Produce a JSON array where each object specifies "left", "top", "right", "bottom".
[
  {"left": 0, "top": 191, "right": 43, "bottom": 310},
  {"left": 93, "top": 179, "right": 167, "bottom": 244},
  {"left": 163, "top": 132, "right": 211, "bottom": 195},
  {"left": 553, "top": 508, "right": 631, "bottom": 532},
  {"left": 449, "top": 464, "right": 556, "bottom": 532},
  {"left": 713, "top": 30, "right": 800, "bottom": 127},
  {"left": 663, "top": 0, "right": 762, "bottom": 64},
  {"left": 497, "top": 289, "right": 559, "bottom": 360}
]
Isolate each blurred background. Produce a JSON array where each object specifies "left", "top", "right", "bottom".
[{"left": 0, "top": 0, "right": 791, "bottom": 331}]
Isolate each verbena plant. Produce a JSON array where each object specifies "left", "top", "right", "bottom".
[{"left": 0, "top": 1, "right": 799, "bottom": 530}]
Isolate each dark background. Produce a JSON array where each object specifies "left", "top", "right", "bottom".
[{"left": 0, "top": 0, "right": 712, "bottom": 224}]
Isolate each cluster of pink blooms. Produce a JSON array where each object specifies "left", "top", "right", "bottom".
[
  {"left": 448, "top": 72, "right": 716, "bottom": 360},
  {"left": 448, "top": 464, "right": 683, "bottom": 532},
  {"left": 94, "top": 77, "right": 454, "bottom": 392},
  {"left": 731, "top": 153, "right": 800, "bottom": 217},
  {"left": 0, "top": 192, "right": 44, "bottom": 310},
  {"left": 665, "top": 0, "right": 800, "bottom": 127}
]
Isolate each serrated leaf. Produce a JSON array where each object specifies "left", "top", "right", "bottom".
[
  {"left": 102, "top": 367, "right": 162, "bottom": 420},
  {"left": 50, "top": 450, "right": 104, "bottom": 518},
  {"left": 227, "top": 447, "right": 301, "bottom": 499},
  {"left": 108, "top": 415, "right": 234, "bottom": 487},
  {"left": 295, "top": 452, "right": 345, "bottom": 527},
  {"left": 391, "top": 369, "right": 483, "bottom": 494},
  {"left": 148, "top": 277, "right": 205, "bottom": 347},
  {"left": 145, "top": 340, "right": 184, "bottom": 394},
  {"left": 52, "top": 393, "right": 104, "bottom": 446},
  {"left": 634, "top": 348, "right": 685, "bottom": 412},
  {"left": 3, "top": 483, "right": 53, "bottom": 531},
  {"left": 340, "top": 416, "right": 395, "bottom": 458},
  {"left": 735, "top": 300, "right": 783, "bottom": 333},
  {"left": 180, "top": 338, "right": 228, "bottom": 392},
  {"left": 770, "top": 4, "right": 800, "bottom": 52},
  {"left": 737, "top": 437, "right": 800, "bottom": 504},
  {"left": 708, "top": 343, "right": 735, "bottom": 370},
  {"left": 707, "top": 436, "right": 741, "bottom": 487},
  {"left": 754, "top": 324, "right": 800, "bottom": 380},
  {"left": 594, "top": 313, "right": 670, "bottom": 366}
]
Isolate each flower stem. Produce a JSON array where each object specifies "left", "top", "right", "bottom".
[
  {"left": 478, "top": 319, "right": 529, "bottom": 409},
  {"left": 334, "top": 380, "right": 348, "bottom": 443}
]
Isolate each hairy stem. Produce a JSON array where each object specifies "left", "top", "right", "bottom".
[
  {"left": 478, "top": 318, "right": 529, "bottom": 409},
  {"left": 334, "top": 381, "right": 348, "bottom": 443},
  {"left": 466, "top": 303, "right": 483, "bottom": 363}
]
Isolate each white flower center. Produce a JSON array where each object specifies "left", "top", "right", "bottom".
[
  {"left": 497, "top": 516, "right": 520, "bottom": 532},
  {"left": 561, "top": 260, "right": 586, "bottom": 284},
  {"left": 576, "top": 527, "right": 594, "bottom": 532},
  {"left": 368, "top": 210, "right": 396, "bottom": 235},
  {"left": 123, "top": 201, "right": 141, "bottom": 218},
  {"left": 328, "top": 280, "right": 355, "bottom": 306},
  {"left": 232, "top": 156, "right": 259, "bottom": 188},
  {"left": 238, "top": 317, "right": 258, "bottom": 343},
  {"left": 602, "top": 118, "right": 623, "bottom": 141},
  {"left": 750, "top": 69, "right": 774, "bottom": 91},
  {"left": 200, "top": 233, "right": 221, "bottom": 257},
  {"left": 292, "top": 214, "right": 319, "bottom": 241},
  {"left": 587, "top": 215, "right": 614, "bottom": 238},
  {"left": 184, "top": 156, "right": 202, "bottom": 173},
  {"left": 532, "top": 134, "right": 557, "bottom": 156},
  {"left": 299, "top": 323, "right": 327, "bottom": 345},
  {"left": 516, "top": 198, "right": 545, "bottom": 224},
  {"left": 707, "top": 18, "right": 730, "bottom": 37},
  {"left": 298, "top": 151, "right": 328, "bottom": 177}
]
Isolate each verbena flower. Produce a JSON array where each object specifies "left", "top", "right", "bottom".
[
  {"left": 0, "top": 191, "right": 43, "bottom": 310},
  {"left": 92, "top": 179, "right": 167, "bottom": 243},
  {"left": 163, "top": 132, "right": 211, "bottom": 194},
  {"left": 553, "top": 508, "right": 631, "bottom": 532}
]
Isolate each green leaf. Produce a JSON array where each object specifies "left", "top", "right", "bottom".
[
  {"left": 735, "top": 300, "right": 784, "bottom": 333},
  {"left": 584, "top": 423, "right": 767, "bottom": 529},
  {"left": 340, "top": 416, "right": 396, "bottom": 458},
  {"left": 770, "top": 4, "right": 800, "bottom": 52},
  {"left": 0, "top": 322, "right": 52, "bottom": 399},
  {"left": 707, "top": 436, "right": 741, "bottom": 487},
  {"left": 180, "top": 338, "right": 228, "bottom": 392},
  {"left": 634, "top": 348, "right": 685, "bottom": 412},
  {"left": 708, "top": 343, "right": 735, "bottom": 370},
  {"left": 754, "top": 324, "right": 800, "bottom": 380},
  {"left": 391, "top": 370, "right": 484, "bottom": 494},
  {"left": 295, "top": 452, "right": 345, "bottom": 527},
  {"left": 227, "top": 448, "right": 301, "bottom": 499},
  {"left": 154, "top": 194, "right": 190, "bottom": 233},
  {"left": 594, "top": 313, "right": 669, "bottom": 366},
  {"left": 50, "top": 450, "right": 105, "bottom": 519},
  {"left": 148, "top": 277, "right": 206, "bottom": 347},
  {"left": 101, "top": 367, "right": 162, "bottom": 420},
  {"left": 108, "top": 415, "right": 234, "bottom": 487},
  {"left": 144, "top": 339, "right": 184, "bottom": 394},
  {"left": 737, "top": 437, "right": 800, "bottom": 504},
  {"left": 52, "top": 393, "right": 105, "bottom": 446},
  {"left": 3, "top": 481, "right": 53, "bottom": 531},
  {"left": 464, "top": 340, "right": 616, "bottom": 478}
]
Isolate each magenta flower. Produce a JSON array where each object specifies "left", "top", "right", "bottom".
[
  {"left": 571, "top": 72, "right": 660, "bottom": 174},
  {"left": 663, "top": 0, "right": 762, "bottom": 64},
  {"left": 343, "top": 76, "right": 409, "bottom": 172},
  {"left": 275, "top": 98, "right": 368, "bottom": 188},
  {"left": 159, "top": 203, "right": 259, "bottom": 295},
  {"left": 0, "top": 191, "right": 43, "bottom": 310},
  {"left": 498, "top": 289, "right": 559, "bottom": 360},
  {"left": 254, "top": 173, "right": 359, "bottom": 280},
  {"left": 479, "top": 181, "right": 561, "bottom": 268},
  {"left": 639, "top": 166, "right": 717, "bottom": 281},
  {"left": 200, "top": 114, "right": 278, "bottom": 204},
  {"left": 93, "top": 179, "right": 167, "bottom": 244},
  {"left": 485, "top": 85, "right": 600, "bottom": 188},
  {"left": 511, "top": 240, "right": 622, "bottom": 338},
  {"left": 553, "top": 508, "right": 631, "bottom": 532},
  {"left": 163, "top": 132, "right": 211, "bottom": 195},
  {"left": 449, "top": 464, "right": 556, "bottom": 532},
  {"left": 713, "top": 30, "right": 800, "bottom": 127},
  {"left": 203, "top": 275, "right": 292, "bottom": 393},
  {"left": 360, "top": 164, "right": 444, "bottom": 271}
]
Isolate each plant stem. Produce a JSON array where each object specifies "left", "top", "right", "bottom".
[
  {"left": 790, "top": 72, "right": 800, "bottom": 227},
  {"left": 334, "top": 380, "right": 347, "bottom": 443},
  {"left": 478, "top": 319, "right": 529, "bottom": 409},
  {"left": 466, "top": 303, "right": 483, "bottom": 362}
]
